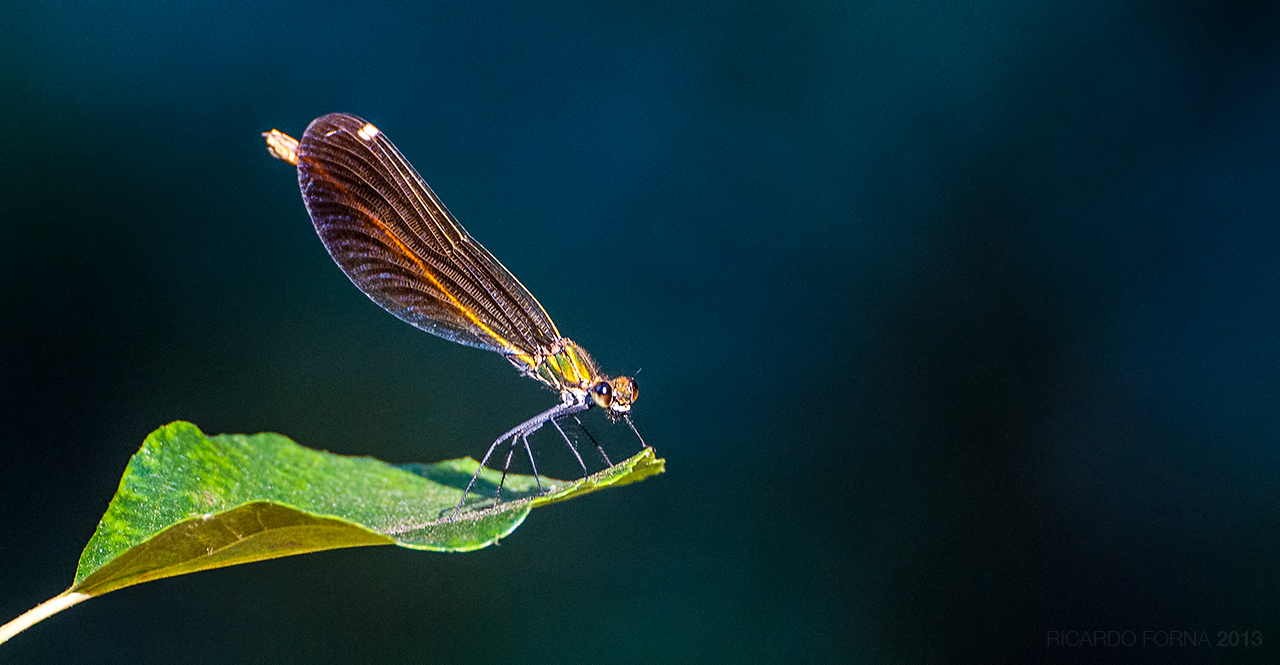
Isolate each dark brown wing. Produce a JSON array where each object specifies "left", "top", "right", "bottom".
[{"left": 295, "top": 113, "right": 561, "bottom": 359}]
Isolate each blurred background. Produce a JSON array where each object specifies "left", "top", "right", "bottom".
[{"left": 2, "top": 0, "right": 1278, "bottom": 662}]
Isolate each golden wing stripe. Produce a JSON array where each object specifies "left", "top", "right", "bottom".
[
  {"left": 364, "top": 128, "right": 559, "bottom": 352},
  {"left": 298, "top": 148, "right": 535, "bottom": 367},
  {"left": 353, "top": 173, "right": 522, "bottom": 354}
]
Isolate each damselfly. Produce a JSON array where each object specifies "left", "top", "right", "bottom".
[{"left": 263, "top": 113, "right": 644, "bottom": 519}]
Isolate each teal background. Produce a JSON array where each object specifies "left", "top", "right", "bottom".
[{"left": 2, "top": 1, "right": 1279, "bottom": 662}]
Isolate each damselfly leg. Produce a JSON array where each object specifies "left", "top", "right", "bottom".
[{"left": 449, "top": 402, "right": 650, "bottom": 520}]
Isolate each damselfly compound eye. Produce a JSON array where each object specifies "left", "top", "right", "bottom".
[{"left": 591, "top": 381, "right": 614, "bottom": 409}]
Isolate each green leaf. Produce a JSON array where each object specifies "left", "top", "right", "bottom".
[
  {"left": 1, "top": 421, "right": 663, "bottom": 644},
  {"left": 73, "top": 420, "right": 663, "bottom": 596}
]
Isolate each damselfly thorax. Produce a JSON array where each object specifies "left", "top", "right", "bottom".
[
  {"left": 263, "top": 114, "right": 644, "bottom": 519},
  {"left": 520, "top": 338, "right": 638, "bottom": 413}
]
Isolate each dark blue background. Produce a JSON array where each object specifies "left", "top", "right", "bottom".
[{"left": 3, "top": 1, "right": 1278, "bottom": 662}]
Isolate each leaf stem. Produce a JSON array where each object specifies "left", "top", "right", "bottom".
[{"left": 0, "top": 590, "right": 91, "bottom": 645}]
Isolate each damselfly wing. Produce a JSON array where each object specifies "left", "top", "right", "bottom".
[{"left": 263, "top": 114, "right": 643, "bottom": 519}]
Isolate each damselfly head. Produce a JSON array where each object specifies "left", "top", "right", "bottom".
[{"left": 592, "top": 375, "right": 639, "bottom": 417}]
